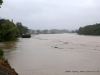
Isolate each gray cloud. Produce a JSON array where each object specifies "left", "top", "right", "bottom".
[{"left": 0, "top": 0, "right": 100, "bottom": 30}]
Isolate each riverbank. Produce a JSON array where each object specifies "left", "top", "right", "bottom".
[{"left": 0, "top": 58, "right": 18, "bottom": 75}]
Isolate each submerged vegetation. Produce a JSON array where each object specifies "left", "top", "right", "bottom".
[{"left": 77, "top": 23, "right": 100, "bottom": 35}]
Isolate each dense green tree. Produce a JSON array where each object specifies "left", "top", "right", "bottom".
[
  {"left": 16, "top": 22, "right": 29, "bottom": 36},
  {"left": 77, "top": 23, "right": 100, "bottom": 35},
  {"left": 0, "top": 19, "right": 18, "bottom": 42},
  {"left": 0, "top": 48, "right": 4, "bottom": 55},
  {"left": 0, "top": 0, "right": 3, "bottom": 8},
  {"left": 0, "top": 0, "right": 3, "bottom": 4}
]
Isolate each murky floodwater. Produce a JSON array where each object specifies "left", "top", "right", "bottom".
[{"left": 0, "top": 33, "right": 100, "bottom": 75}]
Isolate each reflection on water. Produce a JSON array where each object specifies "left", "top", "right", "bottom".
[
  {"left": 0, "top": 34, "right": 100, "bottom": 75},
  {"left": 0, "top": 40, "right": 19, "bottom": 52}
]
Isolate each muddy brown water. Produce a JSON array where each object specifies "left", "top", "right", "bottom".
[{"left": 0, "top": 33, "right": 100, "bottom": 75}]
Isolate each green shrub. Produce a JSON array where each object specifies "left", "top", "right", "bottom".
[{"left": 0, "top": 48, "right": 4, "bottom": 55}]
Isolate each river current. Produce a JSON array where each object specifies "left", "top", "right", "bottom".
[{"left": 0, "top": 33, "right": 100, "bottom": 75}]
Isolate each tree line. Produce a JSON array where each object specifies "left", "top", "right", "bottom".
[
  {"left": 29, "top": 29, "right": 77, "bottom": 34},
  {"left": 0, "top": 18, "right": 29, "bottom": 42},
  {"left": 77, "top": 23, "right": 100, "bottom": 35}
]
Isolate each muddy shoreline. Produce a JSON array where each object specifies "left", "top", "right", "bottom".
[{"left": 0, "top": 57, "right": 18, "bottom": 75}]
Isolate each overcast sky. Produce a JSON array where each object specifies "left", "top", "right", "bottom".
[{"left": 0, "top": 0, "right": 100, "bottom": 30}]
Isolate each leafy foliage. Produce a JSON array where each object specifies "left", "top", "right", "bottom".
[
  {"left": 0, "top": 19, "right": 18, "bottom": 42},
  {"left": 0, "top": 0, "right": 3, "bottom": 8},
  {"left": 16, "top": 22, "right": 29, "bottom": 36},
  {"left": 0, "top": 18, "right": 29, "bottom": 42},
  {"left": 0, "top": 0, "right": 3, "bottom": 4},
  {"left": 0, "top": 48, "right": 4, "bottom": 55},
  {"left": 77, "top": 23, "right": 100, "bottom": 35}
]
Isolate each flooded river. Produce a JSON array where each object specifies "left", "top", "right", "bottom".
[{"left": 0, "top": 33, "right": 100, "bottom": 75}]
